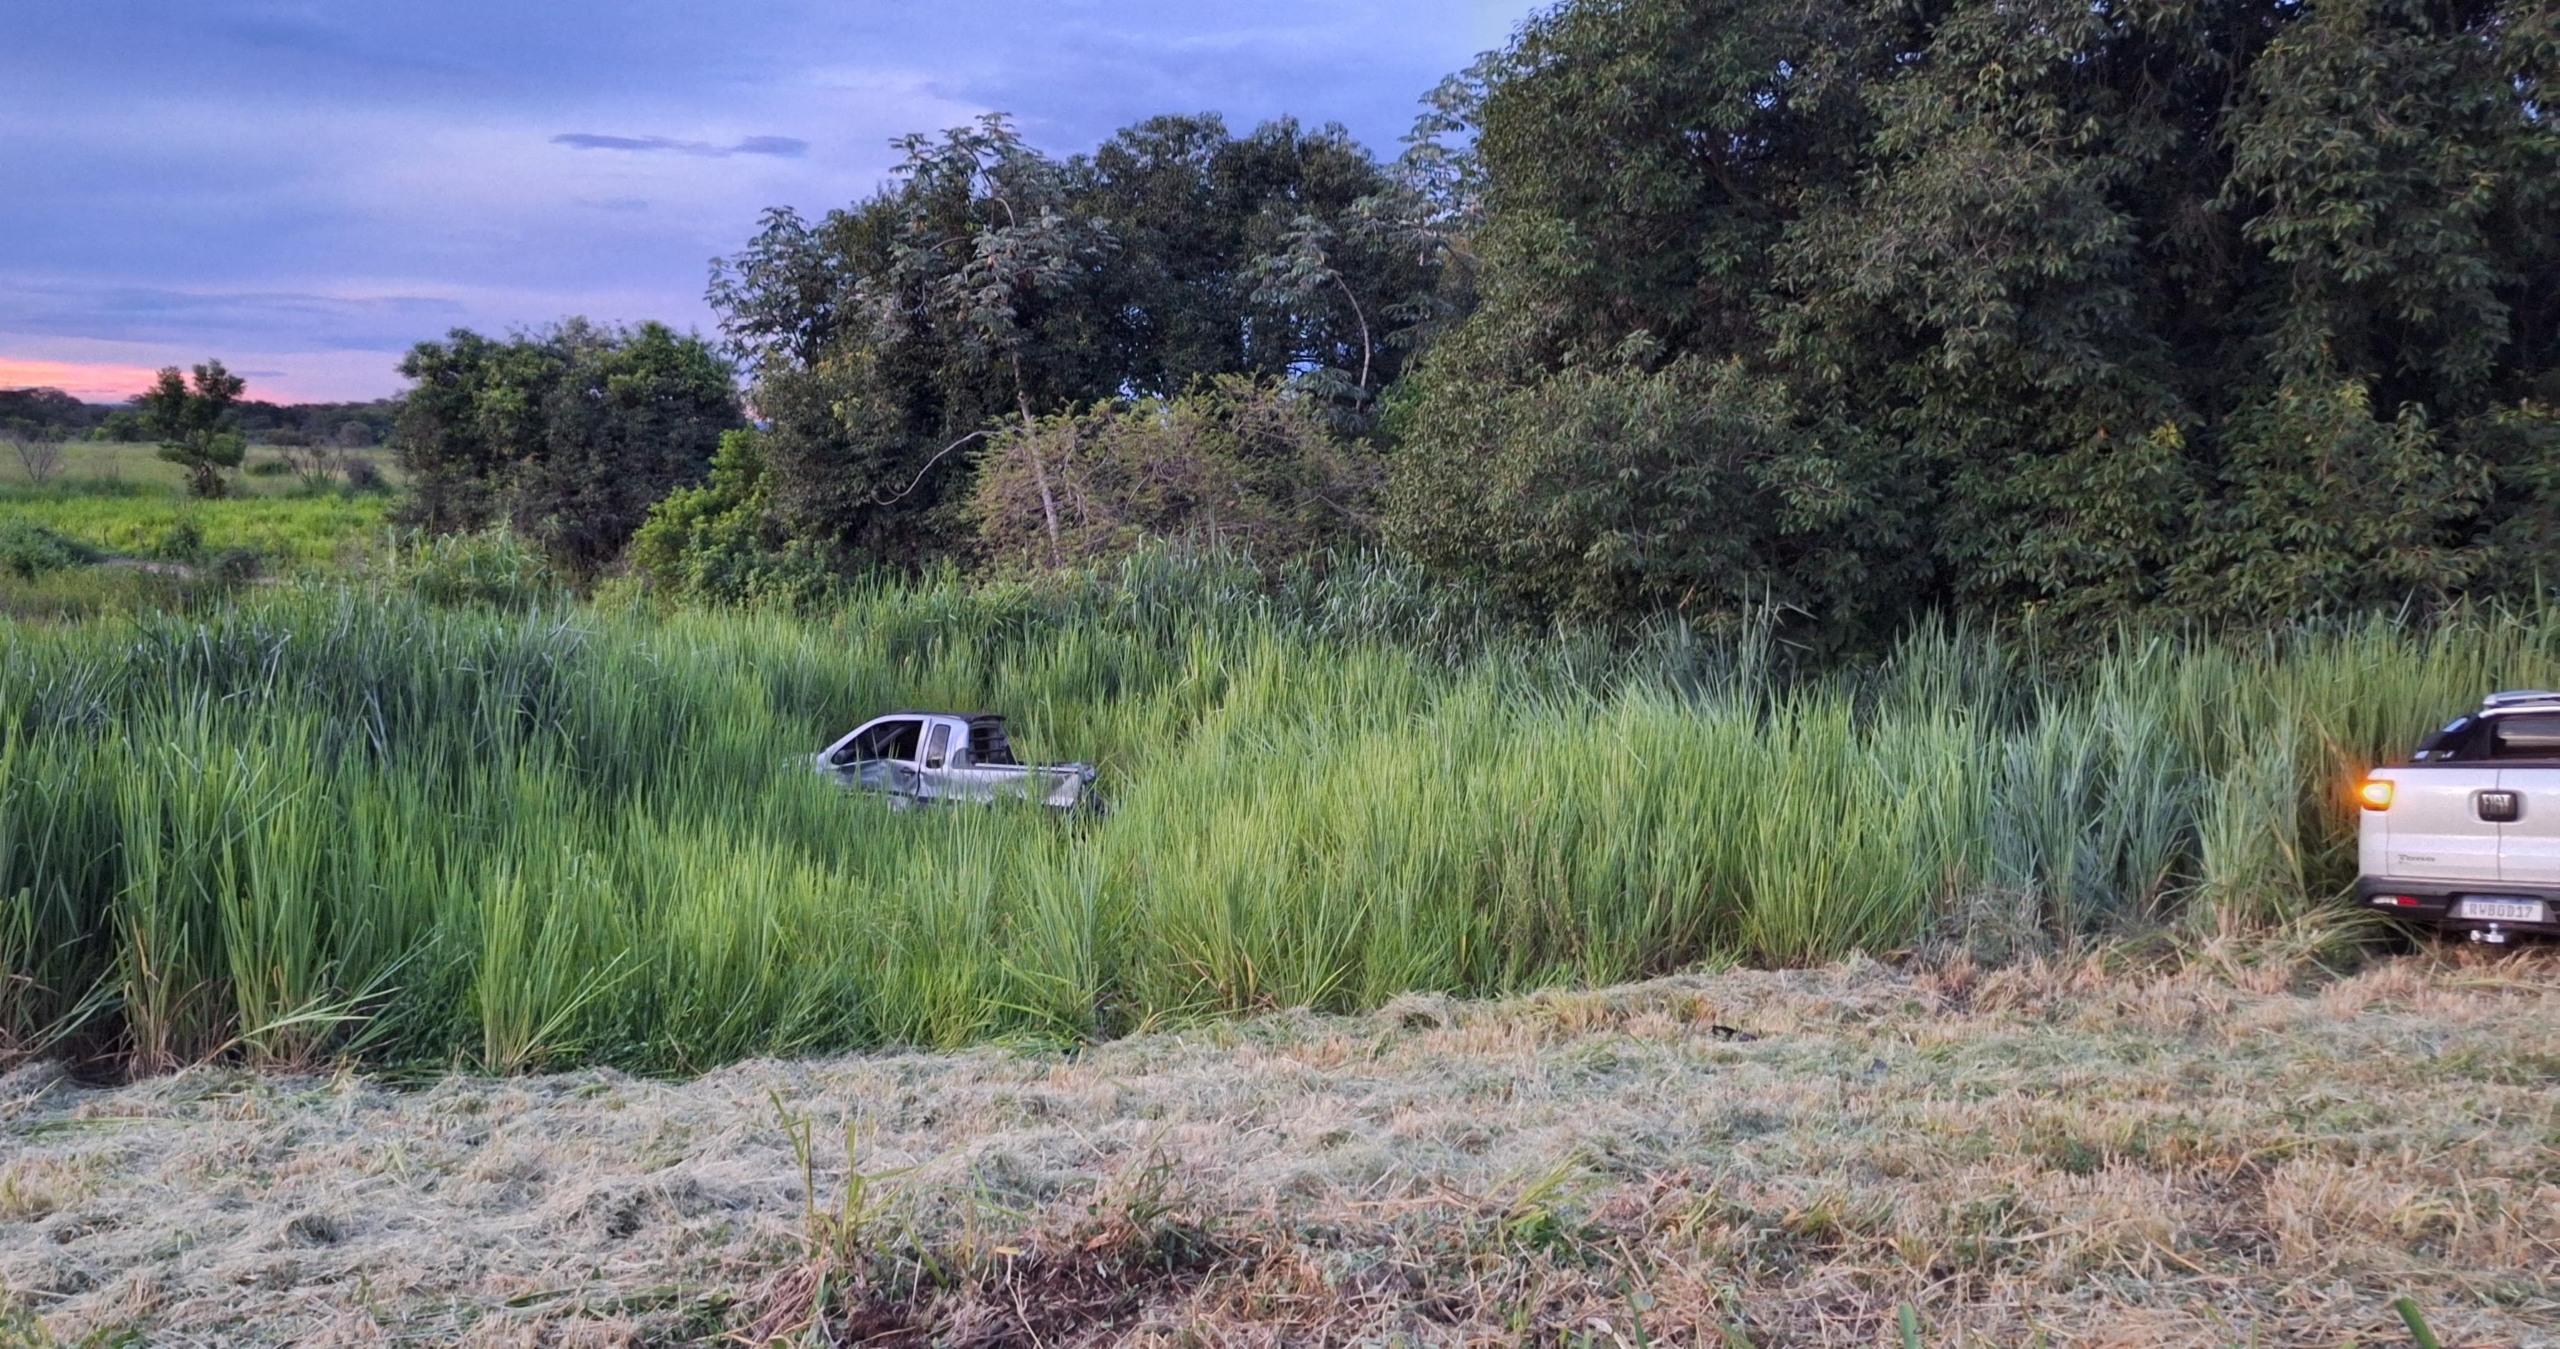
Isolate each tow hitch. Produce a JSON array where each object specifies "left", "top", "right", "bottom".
[{"left": 2468, "top": 925, "right": 2513, "bottom": 945}]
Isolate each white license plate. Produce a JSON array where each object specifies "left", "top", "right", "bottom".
[{"left": 2455, "top": 897, "right": 2549, "bottom": 923}]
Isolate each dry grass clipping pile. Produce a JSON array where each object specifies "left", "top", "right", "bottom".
[{"left": 2, "top": 947, "right": 2554, "bottom": 1346}]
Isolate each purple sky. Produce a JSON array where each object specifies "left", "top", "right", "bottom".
[{"left": 0, "top": 1, "right": 1530, "bottom": 403}]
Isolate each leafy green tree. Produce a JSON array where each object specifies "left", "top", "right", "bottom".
[
  {"left": 1389, "top": 0, "right": 2559, "bottom": 640},
  {"left": 707, "top": 112, "right": 1442, "bottom": 569},
  {"left": 1388, "top": 339, "right": 1914, "bottom": 631},
  {"left": 392, "top": 321, "right": 742, "bottom": 572},
  {"left": 139, "top": 361, "right": 248, "bottom": 498},
  {"left": 628, "top": 430, "right": 836, "bottom": 606}
]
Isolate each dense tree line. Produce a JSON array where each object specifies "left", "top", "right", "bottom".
[
  {"left": 0, "top": 387, "right": 108, "bottom": 438},
  {"left": 402, "top": 0, "right": 2558, "bottom": 644},
  {"left": 2, "top": 384, "right": 399, "bottom": 447},
  {"left": 228, "top": 399, "right": 399, "bottom": 447},
  {"left": 1389, "top": 0, "right": 2559, "bottom": 641}
]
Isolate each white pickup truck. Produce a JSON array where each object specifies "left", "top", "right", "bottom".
[
  {"left": 2358, "top": 690, "right": 2560, "bottom": 943},
  {"left": 814, "top": 712, "right": 1098, "bottom": 811}
]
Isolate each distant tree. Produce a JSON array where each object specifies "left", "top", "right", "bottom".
[
  {"left": 139, "top": 361, "right": 248, "bottom": 498},
  {"left": 0, "top": 387, "right": 102, "bottom": 437},
  {"left": 95, "top": 409, "right": 149, "bottom": 443},
  {"left": 11, "top": 424, "right": 66, "bottom": 485},
  {"left": 392, "top": 321, "right": 743, "bottom": 572}
]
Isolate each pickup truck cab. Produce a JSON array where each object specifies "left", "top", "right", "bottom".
[
  {"left": 2358, "top": 690, "right": 2560, "bottom": 943},
  {"left": 814, "top": 712, "right": 1098, "bottom": 811}
]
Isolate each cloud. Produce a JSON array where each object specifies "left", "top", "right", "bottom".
[
  {"left": 3, "top": 1, "right": 1530, "bottom": 399},
  {"left": 0, "top": 282, "right": 468, "bottom": 352},
  {"left": 550, "top": 132, "right": 808, "bottom": 158}
]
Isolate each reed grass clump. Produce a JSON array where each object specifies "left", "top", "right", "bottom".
[{"left": 4, "top": 555, "right": 2554, "bottom": 1076}]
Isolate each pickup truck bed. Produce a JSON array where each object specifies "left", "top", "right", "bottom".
[
  {"left": 2358, "top": 690, "right": 2560, "bottom": 943},
  {"left": 814, "top": 712, "right": 1097, "bottom": 811}
]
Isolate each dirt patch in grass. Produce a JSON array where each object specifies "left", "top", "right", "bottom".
[{"left": 2, "top": 946, "right": 2554, "bottom": 1345}]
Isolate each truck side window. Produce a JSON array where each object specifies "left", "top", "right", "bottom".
[
  {"left": 922, "top": 723, "right": 951, "bottom": 769},
  {"left": 2491, "top": 714, "right": 2560, "bottom": 759}
]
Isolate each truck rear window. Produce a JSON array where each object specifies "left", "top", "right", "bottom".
[{"left": 2491, "top": 714, "right": 2560, "bottom": 758}]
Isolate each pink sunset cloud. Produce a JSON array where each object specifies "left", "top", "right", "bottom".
[{"left": 0, "top": 356, "right": 162, "bottom": 403}]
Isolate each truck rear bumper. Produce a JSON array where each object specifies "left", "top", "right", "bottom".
[{"left": 2355, "top": 878, "right": 2560, "bottom": 942}]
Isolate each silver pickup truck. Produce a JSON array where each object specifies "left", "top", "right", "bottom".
[
  {"left": 2358, "top": 689, "right": 2560, "bottom": 943},
  {"left": 814, "top": 712, "right": 1098, "bottom": 811}
]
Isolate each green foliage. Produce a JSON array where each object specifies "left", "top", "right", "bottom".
[
  {"left": 0, "top": 521, "right": 91, "bottom": 581},
  {"left": 1391, "top": 0, "right": 2560, "bottom": 641},
  {"left": 710, "top": 113, "right": 1443, "bottom": 566},
  {"left": 139, "top": 361, "right": 248, "bottom": 500},
  {"left": 1387, "top": 343, "right": 1913, "bottom": 635},
  {"left": 1, "top": 558, "right": 2534, "bottom": 1077},
  {"left": 0, "top": 491, "right": 390, "bottom": 569},
  {"left": 628, "top": 430, "right": 838, "bottom": 608},
  {"left": 971, "top": 375, "right": 1379, "bottom": 570},
  {"left": 378, "top": 529, "right": 564, "bottom": 609},
  {"left": 391, "top": 319, "right": 743, "bottom": 572},
  {"left": 2178, "top": 383, "right": 2489, "bottom": 619}
]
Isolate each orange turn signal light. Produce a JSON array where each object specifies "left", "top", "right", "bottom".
[{"left": 2357, "top": 779, "right": 2394, "bottom": 811}]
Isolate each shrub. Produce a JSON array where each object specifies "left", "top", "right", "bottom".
[
  {"left": 149, "top": 519, "right": 206, "bottom": 563},
  {"left": 629, "top": 430, "right": 840, "bottom": 608},
  {"left": 972, "top": 375, "right": 1379, "bottom": 571},
  {"left": 385, "top": 529, "right": 565, "bottom": 608},
  {"left": 0, "top": 520, "right": 90, "bottom": 580}
]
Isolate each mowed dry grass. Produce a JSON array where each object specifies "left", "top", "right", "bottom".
[{"left": 1, "top": 945, "right": 2554, "bottom": 1346}]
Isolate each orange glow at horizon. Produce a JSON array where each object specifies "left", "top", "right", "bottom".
[{"left": 0, "top": 357, "right": 165, "bottom": 403}]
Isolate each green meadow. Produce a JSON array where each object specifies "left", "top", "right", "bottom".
[{"left": 2, "top": 442, "right": 397, "bottom": 562}]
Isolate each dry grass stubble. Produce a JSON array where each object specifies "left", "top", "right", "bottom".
[{"left": 1, "top": 946, "right": 2554, "bottom": 1346}]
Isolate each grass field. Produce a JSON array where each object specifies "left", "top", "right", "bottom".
[
  {"left": 0, "top": 443, "right": 401, "bottom": 600},
  {"left": 6, "top": 551, "right": 2554, "bottom": 1083},
  {"left": 0, "top": 440, "right": 401, "bottom": 497},
  {"left": 2, "top": 442, "right": 396, "bottom": 570},
  {"left": 3, "top": 949, "right": 2551, "bottom": 1344},
  {"left": 0, "top": 490, "right": 394, "bottom": 568}
]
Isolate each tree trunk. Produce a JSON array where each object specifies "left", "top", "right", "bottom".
[{"left": 1013, "top": 362, "right": 1062, "bottom": 566}]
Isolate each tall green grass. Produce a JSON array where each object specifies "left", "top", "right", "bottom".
[{"left": 4, "top": 552, "right": 2552, "bottom": 1075}]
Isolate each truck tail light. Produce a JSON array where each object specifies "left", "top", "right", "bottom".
[
  {"left": 2368, "top": 894, "right": 2424, "bottom": 907},
  {"left": 2357, "top": 779, "right": 2394, "bottom": 810}
]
